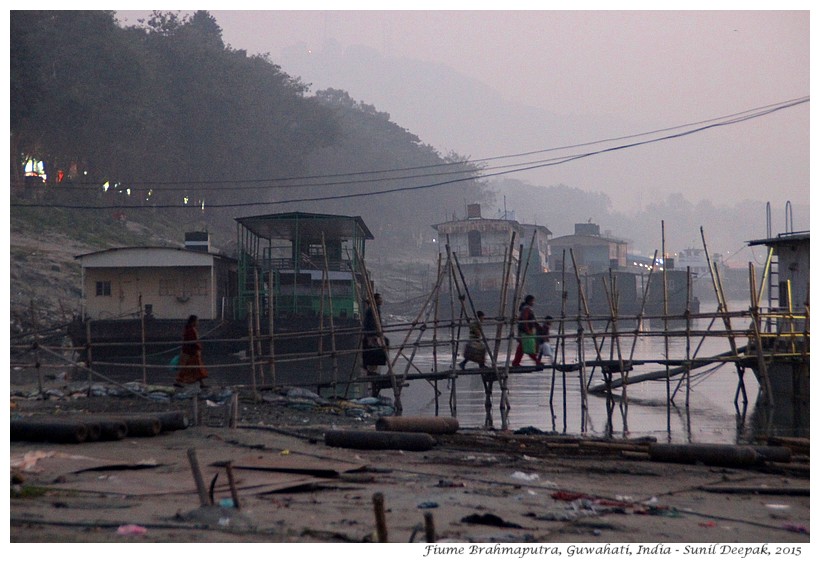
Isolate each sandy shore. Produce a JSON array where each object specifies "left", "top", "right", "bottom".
[{"left": 8, "top": 387, "right": 811, "bottom": 553}]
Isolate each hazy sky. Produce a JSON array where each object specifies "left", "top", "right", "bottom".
[{"left": 116, "top": 8, "right": 810, "bottom": 221}]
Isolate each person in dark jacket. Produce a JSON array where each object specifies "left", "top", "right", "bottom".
[{"left": 362, "top": 293, "right": 388, "bottom": 374}]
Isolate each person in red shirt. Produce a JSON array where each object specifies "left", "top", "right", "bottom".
[
  {"left": 175, "top": 315, "right": 209, "bottom": 388},
  {"left": 511, "top": 295, "right": 541, "bottom": 366}
]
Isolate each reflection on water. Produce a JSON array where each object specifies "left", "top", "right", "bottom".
[
  {"left": 384, "top": 308, "right": 785, "bottom": 445},
  {"left": 397, "top": 356, "right": 760, "bottom": 444}
]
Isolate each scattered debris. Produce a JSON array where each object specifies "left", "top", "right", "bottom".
[{"left": 461, "top": 513, "right": 524, "bottom": 529}]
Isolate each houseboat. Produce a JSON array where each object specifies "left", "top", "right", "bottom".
[
  {"left": 68, "top": 212, "right": 375, "bottom": 392},
  {"left": 432, "top": 204, "right": 551, "bottom": 318}
]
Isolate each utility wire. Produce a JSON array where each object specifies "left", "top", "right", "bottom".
[
  {"left": 11, "top": 96, "right": 808, "bottom": 210},
  {"left": 40, "top": 96, "right": 808, "bottom": 190}
]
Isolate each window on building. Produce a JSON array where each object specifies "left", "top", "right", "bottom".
[
  {"left": 95, "top": 281, "right": 111, "bottom": 296},
  {"left": 468, "top": 230, "right": 482, "bottom": 257},
  {"left": 159, "top": 279, "right": 177, "bottom": 296},
  {"left": 188, "top": 276, "right": 208, "bottom": 296}
]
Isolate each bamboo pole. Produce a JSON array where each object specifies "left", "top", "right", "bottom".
[
  {"left": 662, "top": 221, "right": 671, "bottom": 436},
  {"left": 253, "top": 268, "right": 264, "bottom": 387},
  {"left": 139, "top": 294, "right": 147, "bottom": 385},
  {"left": 433, "top": 254, "right": 443, "bottom": 416},
  {"left": 601, "top": 271, "right": 628, "bottom": 437},
  {"left": 355, "top": 248, "right": 399, "bottom": 410},
  {"left": 373, "top": 492, "right": 388, "bottom": 542},
  {"left": 444, "top": 242, "right": 460, "bottom": 417},
  {"left": 29, "top": 301, "right": 44, "bottom": 396},
  {"left": 268, "top": 268, "right": 276, "bottom": 389},
  {"left": 247, "top": 303, "right": 258, "bottom": 400},
  {"left": 748, "top": 262, "right": 773, "bottom": 410},
  {"left": 187, "top": 448, "right": 211, "bottom": 507},
  {"left": 555, "top": 249, "right": 568, "bottom": 433},
  {"left": 685, "top": 266, "right": 693, "bottom": 436},
  {"left": 320, "top": 233, "right": 340, "bottom": 394},
  {"left": 85, "top": 318, "right": 93, "bottom": 397},
  {"left": 225, "top": 462, "right": 241, "bottom": 510},
  {"left": 452, "top": 252, "right": 503, "bottom": 425}
]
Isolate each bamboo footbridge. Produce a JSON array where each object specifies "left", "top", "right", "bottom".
[{"left": 12, "top": 227, "right": 809, "bottom": 436}]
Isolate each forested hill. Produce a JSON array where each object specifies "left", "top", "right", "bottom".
[
  {"left": 10, "top": 10, "right": 489, "bottom": 256},
  {"left": 9, "top": 10, "right": 806, "bottom": 334}
]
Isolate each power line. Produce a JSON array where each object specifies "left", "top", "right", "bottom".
[
  {"left": 11, "top": 96, "right": 808, "bottom": 210},
  {"left": 60, "top": 95, "right": 812, "bottom": 190}
]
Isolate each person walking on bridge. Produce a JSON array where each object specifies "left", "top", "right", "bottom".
[{"left": 511, "top": 295, "right": 540, "bottom": 367}]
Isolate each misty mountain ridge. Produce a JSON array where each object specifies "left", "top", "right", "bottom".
[{"left": 280, "top": 40, "right": 807, "bottom": 260}]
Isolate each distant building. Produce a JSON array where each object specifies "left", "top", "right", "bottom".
[
  {"left": 747, "top": 230, "right": 810, "bottom": 333},
  {"left": 433, "top": 203, "right": 551, "bottom": 314},
  {"left": 75, "top": 232, "right": 237, "bottom": 321},
  {"left": 548, "top": 223, "right": 628, "bottom": 274}
]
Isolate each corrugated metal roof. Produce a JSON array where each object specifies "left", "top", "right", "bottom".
[
  {"left": 747, "top": 231, "right": 810, "bottom": 247},
  {"left": 75, "top": 246, "right": 235, "bottom": 268},
  {"left": 235, "top": 212, "right": 374, "bottom": 241}
]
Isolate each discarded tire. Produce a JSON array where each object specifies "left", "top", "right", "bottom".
[
  {"left": 375, "top": 416, "right": 459, "bottom": 435},
  {"left": 325, "top": 430, "right": 436, "bottom": 451}
]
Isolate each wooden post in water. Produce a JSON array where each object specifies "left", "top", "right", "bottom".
[
  {"left": 601, "top": 272, "right": 628, "bottom": 437},
  {"left": 444, "top": 243, "right": 459, "bottom": 417},
  {"left": 453, "top": 251, "right": 503, "bottom": 429},
  {"left": 432, "top": 254, "right": 442, "bottom": 416},
  {"left": 488, "top": 232, "right": 517, "bottom": 429},
  {"left": 552, "top": 249, "right": 568, "bottom": 433}
]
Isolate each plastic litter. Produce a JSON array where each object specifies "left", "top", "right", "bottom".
[{"left": 116, "top": 524, "right": 147, "bottom": 536}]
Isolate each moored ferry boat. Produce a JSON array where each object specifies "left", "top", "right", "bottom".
[{"left": 68, "top": 212, "right": 375, "bottom": 393}]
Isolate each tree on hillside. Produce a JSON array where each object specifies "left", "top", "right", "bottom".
[
  {"left": 10, "top": 11, "right": 149, "bottom": 191},
  {"left": 301, "top": 88, "right": 491, "bottom": 250},
  {"left": 10, "top": 9, "right": 340, "bottom": 223}
]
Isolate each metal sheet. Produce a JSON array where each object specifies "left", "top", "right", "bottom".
[{"left": 219, "top": 453, "right": 366, "bottom": 477}]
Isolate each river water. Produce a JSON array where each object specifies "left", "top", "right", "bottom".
[{"left": 388, "top": 301, "right": 769, "bottom": 445}]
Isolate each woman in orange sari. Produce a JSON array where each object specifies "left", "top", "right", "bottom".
[{"left": 175, "top": 315, "right": 209, "bottom": 388}]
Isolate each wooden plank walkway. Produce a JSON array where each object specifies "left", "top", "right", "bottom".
[{"left": 353, "top": 359, "right": 639, "bottom": 389}]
